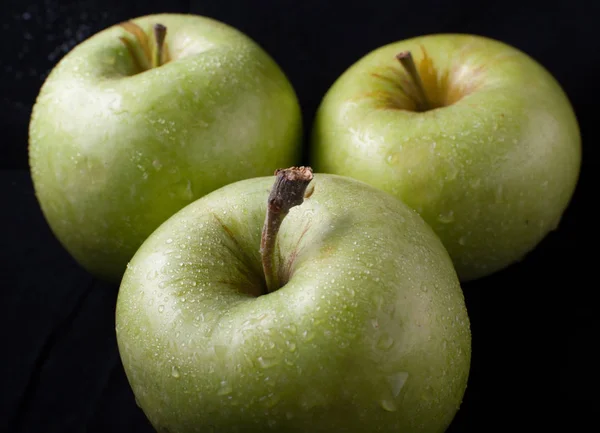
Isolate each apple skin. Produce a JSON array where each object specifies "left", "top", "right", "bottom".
[
  {"left": 29, "top": 13, "right": 302, "bottom": 282},
  {"left": 310, "top": 34, "right": 581, "bottom": 281},
  {"left": 115, "top": 173, "right": 471, "bottom": 433}
]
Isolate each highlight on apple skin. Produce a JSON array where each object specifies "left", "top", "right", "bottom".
[
  {"left": 311, "top": 33, "right": 581, "bottom": 282},
  {"left": 115, "top": 170, "right": 471, "bottom": 433},
  {"left": 28, "top": 13, "right": 303, "bottom": 283}
]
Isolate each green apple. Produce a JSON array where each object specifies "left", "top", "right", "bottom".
[
  {"left": 115, "top": 167, "right": 471, "bottom": 433},
  {"left": 29, "top": 13, "right": 302, "bottom": 282},
  {"left": 311, "top": 34, "right": 581, "bottom": 281}
]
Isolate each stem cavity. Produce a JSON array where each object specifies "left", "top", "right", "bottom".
[
  {"left": 260, "top": 167, "right": 314, "bottom": 294},
  {"left": 119, "top": 21, "right": 169, "bottom": 73},
  {"left": 396, "top": 51, "right": 431, "bottom": 111}
]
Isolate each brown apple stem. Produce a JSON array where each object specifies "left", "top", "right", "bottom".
[
  {"left": 396, "top": 51, "right": 431, "bottom": 111},
  {"left": 152, "top": 23, "right": 167, "bottom": 68},
  {"left": 260, "top": 167, "right": 314, "bottom": 294},
  {"left": 118, "top": 21, "right": 151, "bottom": 72}
]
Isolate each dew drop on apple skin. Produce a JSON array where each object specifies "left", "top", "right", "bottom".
[
  {"left": 377, "top": 334, "right": 395, "bottom": 350},
  {"left": 285, "top": 341, "right": 296, "bottom": 352},
  {"left": 386, "top": 153, "right": 399, "bottom": 165},
  {"left": 152, "top": 159, "right": 162, "bottom": 171},
  {"left": 261, "top": 392, "right": 281, "bottom": 409},
  {"left": 337, "top": 339, "right": 350, "bottom": 349},
  {"left": 302, "top": 330, "right": 315, "bottom": 341},
  {"left": 217, "top": 380, "right": 233, "bottom": 396},
  {"left": 380, "top": 399, "right": 397, "bottom": 412},
  {"left": 257, "top": 356, "right": 279, "bottom": 369},
  {"left": 171, "top": 366, "right": 180, "bottom": 378},
  {"left": 437, "top": 210, "right": 455, "bottom": 224},
  {"left": 445, "top": 164, "right": 459, "bottom": 182}
]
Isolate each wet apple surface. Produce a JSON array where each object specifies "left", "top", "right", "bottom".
[
  {"left": 311, "top": 34, "right": 581, "bottom": 282},
  {"left": 29, "top": 13, "right": 303, "bottom": 283},
  {"left": 116, "top": 171, "right": 471, "bottom": 433}
]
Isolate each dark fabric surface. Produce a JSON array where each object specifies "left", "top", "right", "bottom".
[{"left": 2, "top": 0, "right": 597, "bottom": 432}]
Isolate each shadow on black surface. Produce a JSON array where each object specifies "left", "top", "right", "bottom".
[{"left": 2, "top": 171, "right": 151, "bottom": 433}]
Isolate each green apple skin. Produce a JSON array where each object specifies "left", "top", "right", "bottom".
[
  {"left": 115, "top": 173, "right": 471, "bottom": 433},
  {"left": 311, "top": 34, "right": 581, "bottom": 281},
  {"left": 29, "top": 13, "right": 302, "bottom": 282}
]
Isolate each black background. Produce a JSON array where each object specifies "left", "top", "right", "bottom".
[{"left": 2, "top": 0, "right": 597, "bottom": 432}]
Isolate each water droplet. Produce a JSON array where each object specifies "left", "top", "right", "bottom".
[
  {"left": 458, "top": 236, "right": 467, "bottom": 246},
  {"left": 286, "top": 341, "right": 296, "bottom": 352},
  {"left": 166, "top": 238, "right": 173, "bottom": 244},
  {"left": 285, "top": 411, "right": 294, "bottom": 420},
  {"left": 470, "top": 178, "right": 481, "bottom": 189},
  {"left": 302, "top": 330, "right": 314, "bottom": 341},
  {"left": 261, "top": 392, "right": 281, "bottom": 408},
  {"left": 386, "top": 153, "right": 399, "bottom": 165},
  {"left": 377, "top": 334, "right": 394, "bottom": 350},
  {"left": 146, "top": 270, "right": 158, "bottom": 281},
  {"left": 438, "top": 209, "right": 455, "bottom": 223},
  {"left": 257, "top": 356, "right": 279, "bottom": 369},
  {"left": 158, "top": 305, "right": 165, "bottom": 313},
  {"left": 217, "top": 380, "right": 232, "bottom": 395},
  {"left": 387, "top": 372, "right": 409, "bottom": 397},
  {"left": 420, "top": 283, "right": 428, "bottom": 292},
  {"left": 380, "top": 399, "right": 397, "bottom": 412},
  {"left": 445, "top": 164, "right": 459, "bottom": 181},
  {"left": 177, "top": 179, "right": 194, "bottom": 201},
  {"left": 152, "top": 159, "right": 162, "bottom": 170},
  {"left": 171, "top": 366, "right": 180, "bottom": 378}
]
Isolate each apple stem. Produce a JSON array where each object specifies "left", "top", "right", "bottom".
[
  {"left": 396, "top": 51, "right": 431, "bottom": 111},
  {"left": 152, "top": 23, "right": 167, "bottom": 68},
  {"left": 260, "top": 167, "right": 314, "bottom": 294}
]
